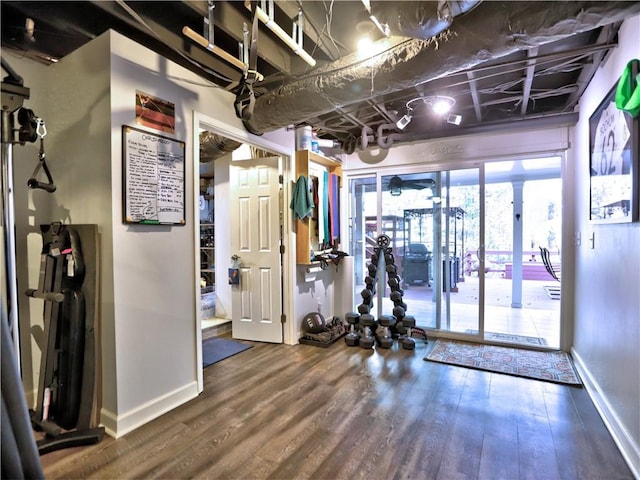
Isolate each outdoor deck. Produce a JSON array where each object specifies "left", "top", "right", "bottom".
[{"left": 357, "top": 275, "right": 561, "bottom": 349}]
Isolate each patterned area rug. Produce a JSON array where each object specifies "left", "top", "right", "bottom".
[
  {"left": 424, "top": 339, "right": 582, "bottom": 386},
  {"left": 465, "top": 330, "right": 548, "bottom": 346}
]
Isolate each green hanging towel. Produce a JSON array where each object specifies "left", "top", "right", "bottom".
[
  {"left": 615, "top": 59, "right": 640, "bottom": 118},
  {"left": 290, "top": 175, "right": 315, "bottom": 219}
]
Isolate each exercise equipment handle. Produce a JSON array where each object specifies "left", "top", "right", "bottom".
[
  {"left": 27, "top": 179, "right": 56, "bottom": 192},
  {"left": 25, "top": 288, "right": 64, "bottom": 303},
  {"left": 27, "top": 121, "right": 57, "bottom": 192}
]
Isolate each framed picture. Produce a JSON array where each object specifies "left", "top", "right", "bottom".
[{"left": 589, "top": 78, "right": 639, "bottom": 223}]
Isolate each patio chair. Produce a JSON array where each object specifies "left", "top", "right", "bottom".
[{"left": 539, "top": 247, "right": 561, "bottom": 282}]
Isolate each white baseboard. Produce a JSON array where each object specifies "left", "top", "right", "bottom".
[
  {"left": 572, "top": 348, "right": 639, "bottom": 479},
  {"left": 100, "top": 381, "right": 199, "bottom": 439}
]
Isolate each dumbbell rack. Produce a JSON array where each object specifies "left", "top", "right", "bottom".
[{"left": 346, "top": 235, "right": 420, "bottom": 350}]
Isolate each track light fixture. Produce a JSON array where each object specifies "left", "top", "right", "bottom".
[
  {"left": 395, "top": 96, "right": 462, "bottom": 130},
  {"left": 409, "top": 95, "right": 456, "bottom": 113},
  {"left": 396, "top": 111, "right": 413, "bottom": 130},
  {"left": 447, "top": 114, "right": 463, "bottom": 126}
]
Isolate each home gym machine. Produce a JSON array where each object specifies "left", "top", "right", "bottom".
[
  {"left": 2, "top": 58, "right": 104, "bottom": 456},
  {"left": 345, "top": 234, "right": 427, "bottom": 350},
  {"left": 26, "top": 223, "right": 104, "bottom": 454}
]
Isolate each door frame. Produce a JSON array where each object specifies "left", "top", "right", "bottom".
[{"left": 192, "top": 112, "right": 293, "bottom": 393}]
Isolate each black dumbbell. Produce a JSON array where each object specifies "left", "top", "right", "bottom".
[
  {"left": 344, "top": 312, "right": 360, "bottom": 346},
  {"left": 390, "top": 290, "right": 403, "bottom": 303},
  {"left": 364, "top": 275, "right": 375, "bottom": 288},
  {"left": 377, "top": 315, "right": 396, "bottom": 349},
  {"left": 361, "top": 288, "right": 373, "bottom": 303},
  {"left": 359, "top": 314, "right": 376, "bottom": 349},
  {"left": 400, "top": 315, "right": 416, "bottom": 350},
  {"left": 393, "top": 305, "right": 405, "bottom": 321},
  {"left": 357, "top": 303, "right": 370, "bottom": 314}
]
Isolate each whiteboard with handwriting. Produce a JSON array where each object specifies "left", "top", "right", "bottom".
[{"left": 123, "top": 126, "right": 185, "bottom": 225}]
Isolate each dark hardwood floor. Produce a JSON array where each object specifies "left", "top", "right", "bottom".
[{"left": 41, "top": 338, "right": 633, "bottom": 479}]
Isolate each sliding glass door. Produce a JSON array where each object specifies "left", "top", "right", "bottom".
[
  {"left": 483, "top": 158, "right": 562, "bottom": 348},
  {"left": 347, "top": 157, "right": 561, "bottom": 348},
  {"left": 349, "top": 168, "right": 482, "bottom": 338}
]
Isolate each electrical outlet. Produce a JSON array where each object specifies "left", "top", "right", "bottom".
[{"left": 575, "top": 231, "right": 581, "bottom": 246}]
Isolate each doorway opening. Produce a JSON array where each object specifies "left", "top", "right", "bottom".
[
  {"left": 193, "top": 112, "right": 292, "bottom": 392},
  {"left": 197, "top": 131, "right": 239, "bottom": 337},
  {"left": 196, "top": 133, "right": 286, "bottom": 342}
]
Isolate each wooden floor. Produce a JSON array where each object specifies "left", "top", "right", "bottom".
[{"left": 42, "top": 339, "right": 633, "bottom": 480}]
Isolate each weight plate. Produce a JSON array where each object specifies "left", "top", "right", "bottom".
[
  {"left": 377, "top": 235, "right": 390, "bottom": 247},
  {"left": 401, "top": 337, "right": 416, "bottom": 350},
  {"left": 359, "top": 336, "right": 375, "bottom": 349},
  {"left": 345, "top": 333, "right": 359, "bottom": 346}
]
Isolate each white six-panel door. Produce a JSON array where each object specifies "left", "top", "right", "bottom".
[{"left": 230, "top": 157, "right": 282, "bottom": 343}]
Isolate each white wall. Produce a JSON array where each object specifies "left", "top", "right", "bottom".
[
  {"left": 345, "top": 127, "right": 570, "bottom": 171},
  {"left": 10, "top": 30, "right": 297, "bottom": 438},
  {"left": 570, "top": 15, "right": 640, "bottom": 477},
  {"left": 7, "top": 34, "right": 113, "bottom": 407}
]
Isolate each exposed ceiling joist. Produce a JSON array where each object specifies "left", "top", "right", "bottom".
[
  {"left": 521, "top": 47, "right": 539, "bottom": 116},
  {"left": 466, "top": 71, "right": 483, "bottom": 122},
  {"left": 562, "top": 23, "right": 619, "bottom": 113},
  {"left": 277, "top": 0, "right": 344, "bottom": 61},
  {"left": 242, "top": 1, "right": 639, "bottom": 135},
  {"left": 89, "top": 0, "right": 241, "bottom": 84},
  {"left": 2, "top": 1, "right": 637, "bottom": 151},
  {"left": 183, "top": 1, "right": 293, "bottom": 77},
  {"left": 481, "top": 87, "right": 579, "bottom": 109}
]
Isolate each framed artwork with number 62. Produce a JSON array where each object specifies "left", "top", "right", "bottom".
[{"left": 588, "top": 75, "right": 639, "bottom": 223}]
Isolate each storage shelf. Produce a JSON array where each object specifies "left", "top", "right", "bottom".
[
  {"left": 200, "top": 222, "right": 215, "bottom": 286},
  {"left": 295, "top": 150, "right": 342, "bottom": 265}
]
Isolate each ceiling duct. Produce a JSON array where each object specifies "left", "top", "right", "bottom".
[
  {"left": 199, "top": 131, "right": 242, "bottom": 163},
  {"left": 239, "top": 1, "right": 640, "bottom": 139},
  {"left": 371, "top": 0, "right": 482, "bottom": 39}
]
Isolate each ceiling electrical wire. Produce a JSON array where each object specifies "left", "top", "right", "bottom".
[
  {"left": 323, "top": 0, "right": 341, "bottom": 55},
  {"left": 298, "top": 0, "right": 347, "bottom": 61}
]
